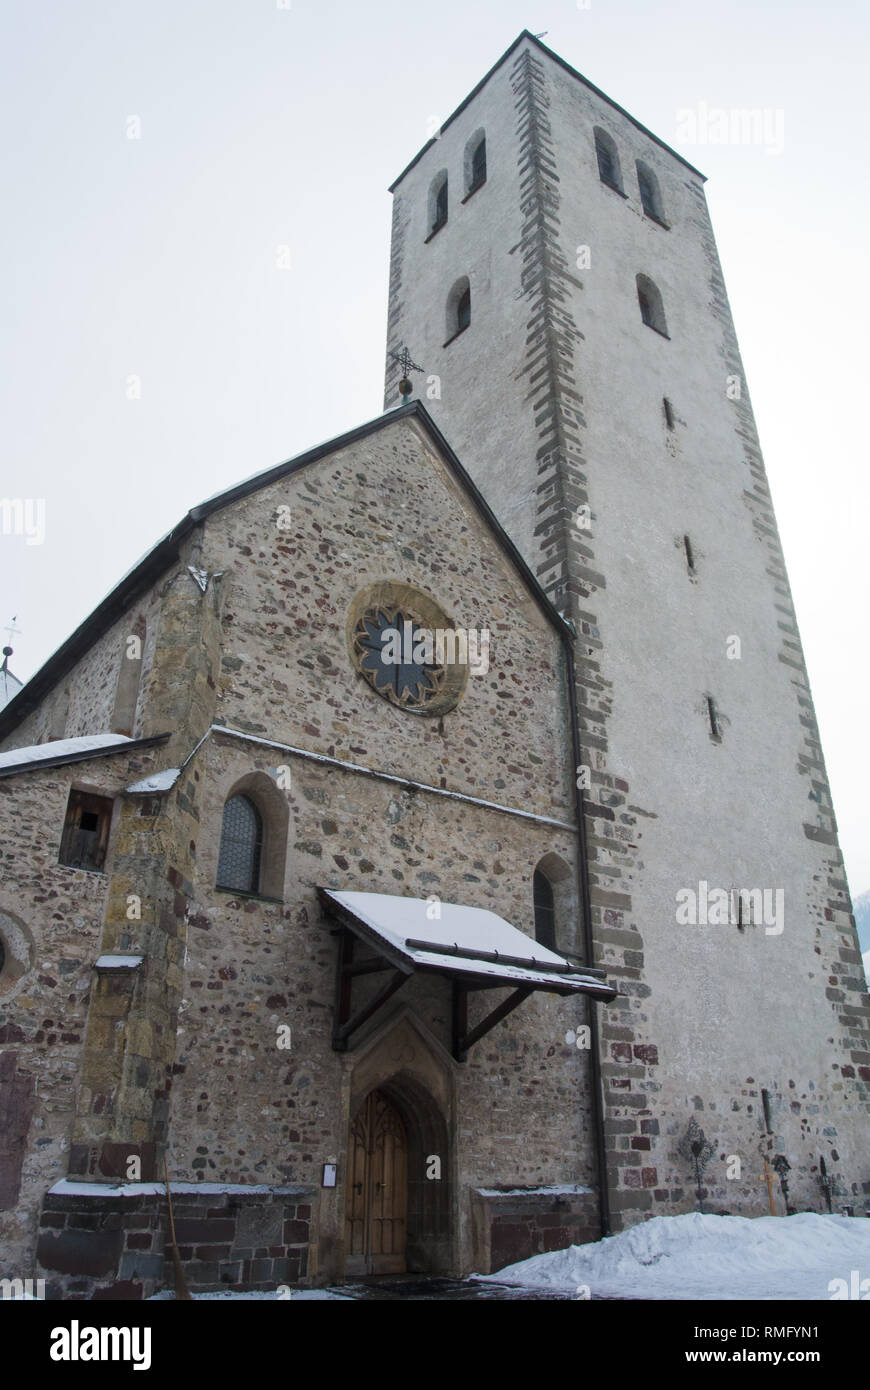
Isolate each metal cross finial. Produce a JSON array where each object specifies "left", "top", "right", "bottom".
[
  {"left": 3, "top": 616, "right": 20, "bottom": 647},
  {"left": 389, "top": 346, "right": 425, "bottom": 403}
]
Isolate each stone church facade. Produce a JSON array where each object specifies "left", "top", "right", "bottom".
[
  {"left": 0, "top": 32, "right": 867, "bottom": 1300},
  {"left": 0, "top": 407, "right": 614, "bottom": 1297}
]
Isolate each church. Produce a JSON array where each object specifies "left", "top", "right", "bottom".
[{"left": 0, "top": 32, "right": 867, "bottom": 1299}]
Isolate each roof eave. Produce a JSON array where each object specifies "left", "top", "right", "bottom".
[{"left": 0, "top": 732, "right": 171, "bottom": 780}]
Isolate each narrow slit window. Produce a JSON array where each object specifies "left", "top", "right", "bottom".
[
  {"left": 683, "top": 535, "right": 695, "bottom": 573},
  {"left": 663, "top": 397, "right": 675, "bottom": 430},
  {"left": 467, "top": 134, "right": 487, "bottom": 194},
  {"left": 761, "top": 1088, "right": 773, "bottom": 1132},
  {"left": 457, "top": 287, "right": 471, "bottom": 332},
  {"left": 428, "top": 171, "right": 448, "bottom": 237},
  {"left": 707, "top": 695, "right": 721, "bottom": 742}
]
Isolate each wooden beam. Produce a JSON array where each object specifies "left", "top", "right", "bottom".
[
  {"left": 452, "top": 982, "right": 468, "bottom": 1062},
  {"left": 342, "top": 957, "right": 396, "bottom": 977},
  {"left": 331, "top": 928, "right": 355, "bottom": 1051},
  {"left": 333, "top": 969, "right": 408, "bottom": 1050},
  {"left": 455, "top": 987, "right": 533, "bottom": 1061}
]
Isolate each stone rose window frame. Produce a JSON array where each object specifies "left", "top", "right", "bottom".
[{"left": 346, "top": 581, "right": 470, "bottom": 718}]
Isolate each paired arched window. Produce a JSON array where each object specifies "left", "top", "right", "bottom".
[
  {"left": 428, "top": 171, "right": 448, "bottom": 237},
  {"left": 636, "top": 274, "right": 668, "bottom": 337},
  {"left": 594, "top": 127, "right": 623, "bottom": 193},
  {"left": 445, "top": 276, "right": 471, "bottom": 341},
  {"left": 465, "top": 131, "right": 487, "bottom": 196},
  {"left": 636, "top": 160, "right": 665, "bottom": 224},
  {"left": 217, "top": 794, "right": 263, "bottom": 894}
]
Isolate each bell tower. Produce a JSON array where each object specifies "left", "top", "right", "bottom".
[{"left": 384, "top": 32, "right": 870, "bottom": 1225}]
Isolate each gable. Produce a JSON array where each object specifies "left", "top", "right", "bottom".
[{"left": 201, "top": 411, "right": 575, "bottom": 821}]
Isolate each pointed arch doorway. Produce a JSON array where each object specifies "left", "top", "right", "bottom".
[{"left": 345, "top": 1088, "right": 409, "bottom": 1274}]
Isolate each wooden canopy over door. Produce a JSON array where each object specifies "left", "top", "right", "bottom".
[{"left": 345, "top": 1089, "right": 408, "bottom": 1275}]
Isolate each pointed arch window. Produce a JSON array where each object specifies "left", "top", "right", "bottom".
[
  {"left": 533, "top": 869, "right": 557, "bottom": 950},
  {"left": 217, "top": 794, "right": 263, "bottom": 894}
]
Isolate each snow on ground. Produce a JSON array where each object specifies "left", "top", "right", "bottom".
[{"left": 477, "top": 1212, "right": 870, "bottom": 1301}]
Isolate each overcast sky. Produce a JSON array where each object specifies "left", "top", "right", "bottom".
[{"left": 1, "top": 0, "right": 867, "bottom": 894}]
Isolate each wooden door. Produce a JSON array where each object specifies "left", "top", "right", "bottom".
[{"left": 345, "top": 1090, "right": 408, "bottom": 1275}]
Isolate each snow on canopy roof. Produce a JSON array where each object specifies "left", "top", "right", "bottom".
[
  {"left": 320, "top": 889, "right": 615, "bottom": 998},
  {"left": 0, "top": 732, "right": 132, "bottom": 770}
]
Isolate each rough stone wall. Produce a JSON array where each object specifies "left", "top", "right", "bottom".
[
  {"left": 2, "top": 411, "right": 607, "bottom": 1287},
  {"left": 35, "top": 1184, "right": 313, "bottom": 1299},
  {"left": 383, "top": 36, "right": 870, "bottom": 1227},
  {"left": 159, "top": 420, "right": 603, "bottom": 1276},
  {"left": 0, "top": 593, "right": 162, "bottom": 752},
  {"left": 0, "top": 740, "right": 180, "bottom": 1278}
]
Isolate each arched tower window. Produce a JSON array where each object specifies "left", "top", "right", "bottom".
[
  {"left": 445, "top": 277, "right": 470, "bottom": 341},
  {"left": 636, "top": 274, "right": 669, "bottom": 337},
  {"left": 217, "top": 794, "right": 263, "bottom": 894},
  {"left": 533, "top": 869, "right": 556, "bottom": 950},
  {"left": 428, "top": 171, "right": 448, "bottom": 237},
  {"left": 636, "top": 160, "right": 666, "bottom": 224},
  {"left": 111, "top": 614, "right": 146, "bottom": 736},
  {"left": 464, "top": 130, "right": 487, "bottom": 195},
  {"left": 593, "top": 127, "right": 623, "bottom": 193}
]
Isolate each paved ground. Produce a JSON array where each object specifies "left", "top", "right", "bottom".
[{"left": 325, "top": 1276, "right": 578, "bottom": 1301}]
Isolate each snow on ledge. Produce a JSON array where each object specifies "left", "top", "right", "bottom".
[
  {"left": 0, "top": 733, "right": 132, "bottom": 769},
  {"left": 49, "top": 1179, "right": 313, "bottom": 1198},
  {"left": 475, "top": 1185, "right": 594, "bottom": 1197},
  {"left": 125, "top": 768, "right": 180, "bottom": 793},
  {"left": 94, "top": 955, "right": 144, "bottom": 969}
]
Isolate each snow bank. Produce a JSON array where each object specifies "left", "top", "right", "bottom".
[{"left": 477, "top": 1212, "right": 870, "bottom": 1301}]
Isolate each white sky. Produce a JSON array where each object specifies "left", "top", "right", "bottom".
[{"left": 1, "top": 0, "right": 867, "bottom": 893}]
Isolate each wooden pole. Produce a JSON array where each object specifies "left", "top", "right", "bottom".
[
  {"left": 164, "top": 1155, "right": 193, "bottom": 1299},
  {"left": 760, "top": 1159, "right": 777, "bottom": 1215}
]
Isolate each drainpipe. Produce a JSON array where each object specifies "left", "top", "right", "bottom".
[{"left": 562, "top": 630, "right": 612, "bottom": 1238}]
